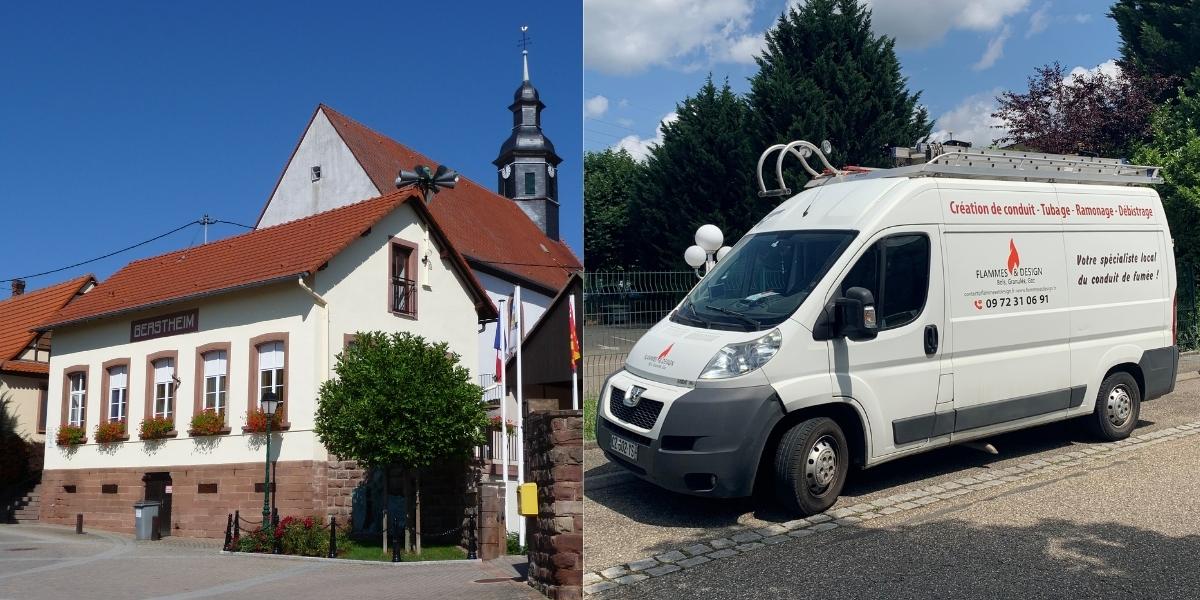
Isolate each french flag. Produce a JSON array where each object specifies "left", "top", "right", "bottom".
[{"left": 493, "top": 312, "right": 505, "bottom": 383}]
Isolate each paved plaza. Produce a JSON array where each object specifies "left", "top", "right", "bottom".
[{"left": 0, "top": 525, "right": 539, "bottom": 600}]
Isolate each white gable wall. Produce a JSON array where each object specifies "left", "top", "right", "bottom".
[
  {"left": 315, "top": 201, "right": 482, "bottom": 382},
  {"left": 258, "top": 110, "right": 380, "bottom": 228},
  {"left": 258, "top": 111, "right": 563, "bottom": 393}
]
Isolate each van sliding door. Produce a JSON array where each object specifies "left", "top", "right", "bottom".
[{"left": 943, "top": 228, "right": 1072, "bottom": 435}]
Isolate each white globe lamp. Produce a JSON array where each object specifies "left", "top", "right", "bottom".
[
  {"left": 695, "top": 224, "right": 724, "bottom": 253},
  {"left": 715, "top": 246, "right": 732, "bottom": 262},
  {"left": 684, "top": 245, "right": 707, "bottom": 269}
]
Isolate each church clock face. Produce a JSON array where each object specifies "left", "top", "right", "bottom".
[
  {"left": 547, "top": 164, "right": 556, "bottom": 178},
  {"left": 501, "top": 165, "right": 511, "bottom": 179}
]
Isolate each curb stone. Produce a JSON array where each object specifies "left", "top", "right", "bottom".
[{"left": 583, "top": 418, "right": 1200, "bottom": 597}]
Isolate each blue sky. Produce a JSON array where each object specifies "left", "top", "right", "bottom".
[
  {"left": 584, "top": 0, "right": 1120, "bottom": 158},
  {"left": 0, "top": 1, "right": 581, "bottom": 292}
]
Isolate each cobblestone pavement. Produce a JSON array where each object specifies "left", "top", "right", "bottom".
[
  {"left": 0, "top": 525, "right": 539, "bottom": 600},
  {"left": 585, "top": 374, "right": 1200, "bottom": 596}
]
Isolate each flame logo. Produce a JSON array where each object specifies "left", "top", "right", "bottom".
[
  {"left": 1007, "top": 239, "right": 1020, "bottom": 273},
  {"left": 658, "top": 343, "right": 674, "bottom": 360}
]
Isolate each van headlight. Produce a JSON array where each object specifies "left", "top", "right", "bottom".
[{"left": 699, "top": 329, "right": 782, "bottom": 379}]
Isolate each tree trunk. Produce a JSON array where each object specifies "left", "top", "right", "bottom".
[
  {"left": 415, "top": 469, "right": 422, "bottom": 555},
  {"left": 381, "top": 467, "right": 388, "bottom": 553},
  {"left": 403, "top": 469, "right": 414, "bottom": 553}
]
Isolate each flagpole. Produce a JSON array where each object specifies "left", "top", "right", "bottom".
[
  {"left": 570, "top": 294, "right": 579, "bottom": 410},
  {"left": 496, "top": 299, "right": 510, "bottom": 537},
  {"left": 515, "top": 285, "right": 526, "bottom": 549}
]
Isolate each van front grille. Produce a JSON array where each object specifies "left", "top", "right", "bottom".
[{"left": 608, "top": 387, "right": 664, "bottom": 430}]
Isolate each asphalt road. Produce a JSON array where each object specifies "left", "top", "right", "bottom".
[
  {"left": 602, "top": 428, "right": 1200, "bottom": 599},
  {"left": 585, "top": 372, "right": 1200, "bottom": 576}
]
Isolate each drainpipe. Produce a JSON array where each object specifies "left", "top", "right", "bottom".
[{"left": 297, "top": 275, "right": 330, "bottom": 382}]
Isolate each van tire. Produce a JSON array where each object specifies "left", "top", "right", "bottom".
[
  {"left": 774, "top": 417, "right": 849, "bottom": 516},
  {"left": 1087, "top": 372, "right": 1141, "bottom": 441}
]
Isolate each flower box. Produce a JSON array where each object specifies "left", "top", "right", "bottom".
[
  {"left": 56, "top": 424, "right": 87, "bottom": 446},
  {"left": 189, "top": 409, "right": 230, "bottom": 436},
  {"left": 95, "top": 420, "right": 128, "bottom": 444},
  {"left": 139, "top": 416, "right": 176, "bottom": 440},
  {"left": 243, "top": 407, "right": 285, "bottom": 433}
]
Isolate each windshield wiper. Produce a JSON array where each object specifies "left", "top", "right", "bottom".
[
  {"left": 704, "top": 304, "right": 761, "bottom": 329},
  {"left": 682, "top": 301, "right": 710, "bottom": 327}
]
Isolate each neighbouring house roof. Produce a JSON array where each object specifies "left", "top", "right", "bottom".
[
  {"left": 257, "top": 104, "right": 581, "bottom": 296},
  {"left": 40, "top": 191, "right": 497, "bottom": 331},
  {"left": 0, "top": 274, "right": 94, "bottom": 374}
]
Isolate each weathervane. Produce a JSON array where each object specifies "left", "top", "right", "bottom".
[
  {"left": 519, "top": 25, "right": 531, "bottom": 52},
  {"left": 519, "top": 25, "right": 532, "bottom": 81}
]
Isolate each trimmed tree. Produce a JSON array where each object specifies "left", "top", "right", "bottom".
[
  {"left": 630, "top": 76, "right": 763, "bottom": 270},
  {"left": 314, "top": 331, "right": 488, "bottom": 553},
  {"left": 584, "top": 148, "right": 643, "bottom": 271},
  {"left": 749, "top": 0, "right": 931, "bottom": 186},
  {"left": 1110, "top": 0, "right": 1200, "bottom": 92}
]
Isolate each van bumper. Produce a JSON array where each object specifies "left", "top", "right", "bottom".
[{"left": 596, "top": 380, "right": 785, "bottom": 498}]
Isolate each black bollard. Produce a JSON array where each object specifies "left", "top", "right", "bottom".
[
  {"left": 233, "top": 510, "right": 241, "bottom": 545},
  {"left": 271, "top": 508, "right": 281, "bottom": 554},
  {"left": 75, "top": 513, "right": 83, "bottom": 534},
  {"left": 467, "top": 512, "right": 478, "bottom": 560},
  {"left": 224, "top": 514, "right": 233, "bottom": 551},
  {"left": 391, "top": 513, "right": 401, "bottom": 563},
  {"left": 327, "top": 516, "right": 337, "bottom": 558}
]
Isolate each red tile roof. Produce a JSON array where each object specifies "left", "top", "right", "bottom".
[
  {"left": 42, "top": 192, "right": 496, "bottom": 330},
  {"left": 0, "top": 275, "right": 93, "bottom": 366},
  {"left": 259, "top": 104, "right": 580, "bottom": 295},
  {"left": 0, "top": 360, "right": 49, "bottom": 375}
]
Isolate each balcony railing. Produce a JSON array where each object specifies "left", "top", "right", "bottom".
[{"left": 391, "top": 276, "right": 416, "bottom": 316}]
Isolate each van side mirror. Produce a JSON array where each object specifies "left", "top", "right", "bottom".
[{"left": 836, "top": 287, "right": 878, "bottom": 341}]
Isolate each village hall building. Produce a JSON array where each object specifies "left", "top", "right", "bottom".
[
  {"left": 37, "top": 191, "right": 496, "bottom": 538},
  {"left": 255, "top": 50, "right": 579, "bottom": 385}
]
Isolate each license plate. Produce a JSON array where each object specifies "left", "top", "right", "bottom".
[{"left": 609, "top": 434, "right": 639, "bottom": 462}]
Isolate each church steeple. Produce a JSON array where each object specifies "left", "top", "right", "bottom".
[{"left": 494, "top": 25, "right": 562, "bottom": 240}]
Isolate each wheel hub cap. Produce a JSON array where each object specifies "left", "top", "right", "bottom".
[
  {"left": 806, "top": 436, "right": 838, "bottom": 494},
  {"left": 1107, "top": 385, "right": 1132, "bottom": 427}
]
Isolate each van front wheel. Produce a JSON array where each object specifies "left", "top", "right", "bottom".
[
  {"left": 774, "top": 417, "right": 849, "bottom": 515},
  {"left": 1088, "top": 372, "right": 1141, "bottom": 441}
]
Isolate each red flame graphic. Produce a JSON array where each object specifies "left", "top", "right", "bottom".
[
  {"left": 658, "top": 343, "right": 674, "bottom": 360},
  {"left": 1007, "top": 239, "right": 1020, "bottom": 273}
]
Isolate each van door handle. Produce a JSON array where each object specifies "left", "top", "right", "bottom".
[{"left": 924, "top": 324, "right": 939, "bottom": 355}]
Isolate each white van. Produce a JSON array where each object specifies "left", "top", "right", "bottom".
[{"left": 596, "top": 142, "right": 1179, "bottom": 515}]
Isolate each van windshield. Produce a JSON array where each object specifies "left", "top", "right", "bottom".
[{"left": 673, "top": 230, "right": 856, "bottom": 331}]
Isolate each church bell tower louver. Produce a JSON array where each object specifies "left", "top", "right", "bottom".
[{"left": 493, "top": 26, "right": 562, "bottom": 240}]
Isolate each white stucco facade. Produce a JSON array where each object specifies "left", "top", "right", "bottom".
[
  {"left": 43, "top": 201, "right": 482, "bottom": 471},
  {"left": 256, "top": 109, "right": 559, "bottom": 397}
]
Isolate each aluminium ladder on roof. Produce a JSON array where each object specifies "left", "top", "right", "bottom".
[{"left": 756, "top": 141, "right": 1164, "bottom": 198}]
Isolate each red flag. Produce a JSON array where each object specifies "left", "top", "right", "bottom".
[{"left": 569, "top": 295, "right": 581, "bottom": 372}]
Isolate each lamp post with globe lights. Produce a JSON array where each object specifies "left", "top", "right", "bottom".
[
  {"left": 684, "top": 224, "right": 733, "bottom": 278},
  {"left": 259, "top": 391, "right": 282, "bottom": 528}
]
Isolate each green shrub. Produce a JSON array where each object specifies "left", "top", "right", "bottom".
[{"left": 506, "top": 531, "right": 525, "bottom": 555}]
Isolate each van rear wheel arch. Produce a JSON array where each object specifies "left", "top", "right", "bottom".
[{"left": 1101, "top": 363, "right": 1145, "bottom": 402}]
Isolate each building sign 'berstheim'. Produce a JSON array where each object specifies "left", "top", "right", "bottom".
[{"left": 130, "top": 309, "right": 198, "bottom": 343}]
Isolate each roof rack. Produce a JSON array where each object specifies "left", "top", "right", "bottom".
[{"left": 756, "top": 140, "right": 1163, "bottom": 196}]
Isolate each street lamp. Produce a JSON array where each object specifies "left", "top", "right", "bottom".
[
  {"left": 260, "top": 390, "right": 283, "bottom": 528},
  {"left": 396, "top": 164, "right": 460, "bottom": 204},
  {"left": 684, "top": 224, "right": 733, "bottom": 278}
]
